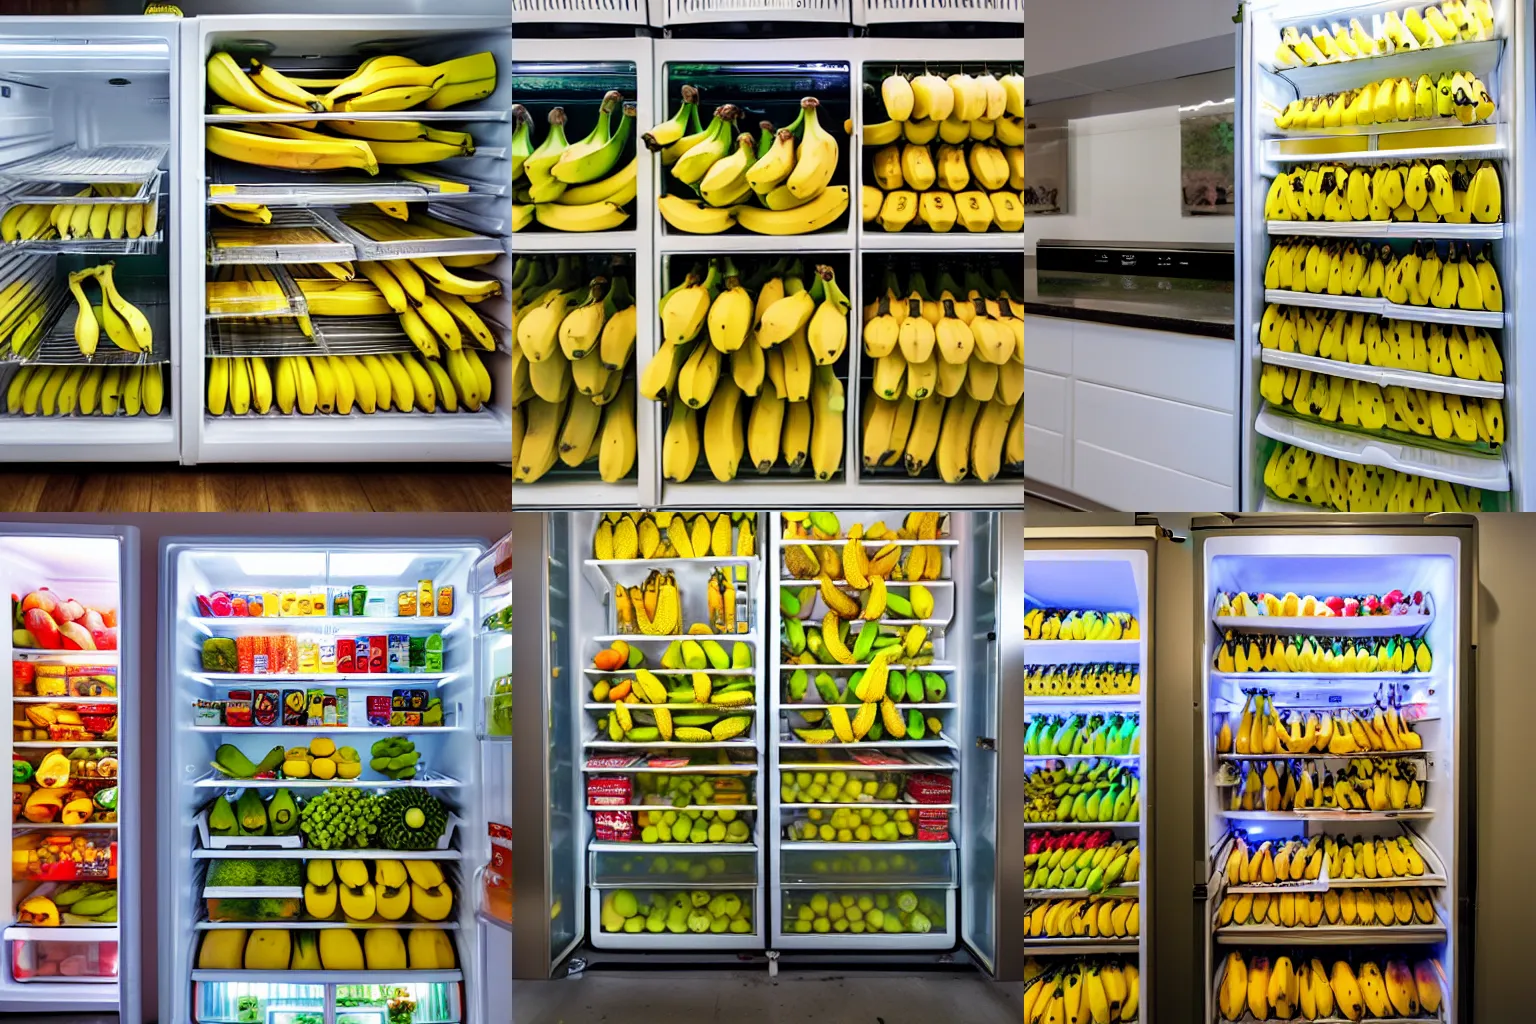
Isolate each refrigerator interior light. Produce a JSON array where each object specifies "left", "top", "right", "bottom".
[
  {"left": 230, "top": 552, "right": 327, "bottom": 578},
  {"left": 326, "top": 552, "right": 423, "bottom": 579}
]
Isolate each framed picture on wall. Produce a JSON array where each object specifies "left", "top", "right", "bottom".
[
  {"left": 1180, "top": 99, "right": 1235, "bottom": 216},
  {"left": 1024, "top": 120, "right": 1065, "bottom": 215}
]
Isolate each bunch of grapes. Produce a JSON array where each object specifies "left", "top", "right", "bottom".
[{"left": 298, "top": 786, "right": 379, "bottom": 849}]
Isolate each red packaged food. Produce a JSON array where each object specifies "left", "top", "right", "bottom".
[
  {"left": 235, "top": 635, "right": 256, "bottom": 675},
  {"left": 915, "top": 808, "right": 950, "bottom": 842},
  {"left": 336, "top": 637, "right": 357, "bottom": 673},
  {"left": 253, "top": 690, "right": 279, "bottom": 727},
  {"left": 592, "top": 810, "right": 634, "bottom": 841},
  {"left": 586, "top": 776, "right": 632, "bottom": 806},
  {"left": 366, "top": 695, "right": 392, "bottom": 726},
  {"left": 905, "top": 773, "right": 953, "bottom": 804},
  {"left": 224, "top": 690, "right": 253, "bottom": 728},
  {"left": 231, "top": 595, "right": 248, "bottom": 617},
  {"left": 368, "top": 636, "right": 387, "bottom": 674},
  {"left": 12, "top": 661, "right": 35, "bottom": 696},
  {"left": 274, "top": 635, "right": 297, "bottom": 675}
]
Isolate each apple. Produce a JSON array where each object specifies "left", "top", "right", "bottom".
[
  {"left": 57, "top": 621, "right": 95, "bottom": 651},
  {"left": 54, "top": 599, "right": 84, "bottom": 624},
  {"left": 19, "top": 590, "right": 57, "bottom": 617},
  {"left": 81, "top": 609, "right": 105, "bottom": 632},
  {"left": 21, "top": 609, "right": 61, "bottom": 649},
  {"left": 90, "top": 627, "right": 117, "bottom": 651}
]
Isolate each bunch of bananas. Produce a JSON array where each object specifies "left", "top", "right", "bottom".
[
  {"left": 1221, "top": 690, "right": 1425, "bottom": 754},
  {"left": 1222, "top": 831, "right": 1428, "bottom": 885},
  {"left": 1024, "top": 759, "right": 1140, "bottom": 823},
  {"left": 1264, "top": 160, "right": 1500, "bottom": 223},
  {"left": 207, "top": 50, "right": 495, "bottom": 115},
  {"left": 639, "top": 258, "right": 849, "bottom": 483},
  {"left": 1260, "top": 364, "right": 1504, "bottom": 450},
  {"left": 207, "top": 119, "right": 474, "bottom": 174},
  {"left": 511, "top": 255, "right": 637, "bottom": 485},
  {"left": 1024, "top": 608, "right": 1139, "bottom": 641},
  {"left": 1, "top": 187, "right": 158, "bottom": 243},
  {"left": 1264, "top": 238, "right": 1502, "bottom": 308},
  {"left": 1217, "top": 951, "right": 1442, "bottom": 1021},
  {"left": 1274, "top": 69, "right": 1494, "bottom": 131},
  {"left": 863, "top": 69, "right": 1024, "bottom": 233},
  {"left": 1025, "top": 713, "right": 1140, "bottom": 757},
  {"left": 1228, "top": 755, "right": 1426, "bottom": 813},
  {"left": 650, "top": 91, "right": 850, "bottom": 236},
  {"left": 205, "top": 349, "right": 488, "bottom": 417},
  {"left": 1022, "top": 957, "right": 1140, "bottom": 1024},
  {"left": 1025, "top": 896, "right": 1139, "bottom": 939},
  {"left": 4, "top": 363, "right": 165, "bottom": 417},
  {"left": 1274, "top": 1, "right": 1495, "bottom": 69},
  {"left": 1219, "top": 885, "right": 1437, "bottom": 930},
  {"left": 593, "top": 509, "right": 755, "bottom": 565},
  {"left": 66, "top": 263, "right": 154, "bottom": 357},
  {"left": 1023, "top": 663, "right": 1140, "bottom": 696},
  {"left": 512, "top": 95, "right": 637, "bottom": 233},
  {"left": 0, "top": 269, "right": 49, "bottom": 356},
  {"left": 1264, "top": 441, "right": 1484, "bottom": 511},
  {"left": 294, "top": 252, "right": 498, "bottom": 358},
  {"left": 861, "top": 266, "right": 1022, "bottom": 482},
  {"left": 1259, "top": 307, "right": 1502, "bottom": 382},
  {"left": 1213, "top": 634, "right": 1430, "bottom": 675}
]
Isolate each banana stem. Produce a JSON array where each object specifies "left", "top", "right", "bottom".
[
  {"left": 607, "top": 272, "right": 634, "bottom": 311},
  {"left": 816, "top": 265, "right": 851, "bottom": 315},
  {"left": 756, "top": 121, "right": 775, "bottom": 159},
  {"left": 701, "top": 258, "right": 723, "bottom": 300},
  {"left": 721, "top": 256, "right": 744, "bottom": 291},
  {"left": 909, "top": 270, "right": 936, "bottom": 302}
]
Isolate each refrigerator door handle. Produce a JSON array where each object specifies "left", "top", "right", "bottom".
[{"left": 974, "top": 736, "right": 996, "bottom": 751}]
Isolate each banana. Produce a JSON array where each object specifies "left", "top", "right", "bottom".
[
  {"left": 206, "top": 124, "right": 378, "bottom": 175},
  {"left": 733, "top": 187, "right": 848, "bottom": 235},
  {"left": 785, "top": 97, "right": 838, "bottom": 199},
  {"left": 643, "top": 85, "right": 699, "bottom": 150},
  {"left": 207, "top": 52, "right": 316, "bottom": 114},
  {"left": 658, "top": 195, "right": 735, "bottom": 234},
  {"left": 553, "top": 94, "right": 635, "bottom": 185}
]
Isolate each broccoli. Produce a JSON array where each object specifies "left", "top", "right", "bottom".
[
  {"left": 254, "top": 859, "right": 303, "bottom": 887},
  {"left": 206, "top": 859, "right": 258, "bottom": 888},
  {"left": 254, "top": 896, "right": 300, "bottom": 920}
]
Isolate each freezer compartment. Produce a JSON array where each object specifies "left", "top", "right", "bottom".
[
  {"left": 779, "top": 846, "right": 956, "bottom": 887},
  {"left": 588, "top": 847, "right": 758, "bottom": 888},
  {"left": 590, "top": 886, "right": 758, "bottom": 948},
  {"left": 10, "top": 937, "right": 116, "bottom": 981},
  {"left": 193, "top": 980, "right": 462, "bottom": 1023},
  {"left": 779, "top": 887, "right": 952, "bottom": 944}
]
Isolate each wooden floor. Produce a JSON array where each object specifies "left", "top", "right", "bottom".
[{"left": 0, "top": 465, "right": 509, "bottom": 512}]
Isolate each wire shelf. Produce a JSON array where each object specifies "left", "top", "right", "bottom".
[
  {"left": 204, "top": 316, "right": 322, "bottom": 358},
  {"left": 318, "top": 206, "right": 504, "bottom": 260},
  {"left": 21, "top": 281, "right": 171, "bottom": 367},
  {"left": 2, "top": 170, "right": 163, "bottom": 206},
  {"left": 0, "top": 144, "right": 167, "bottom": 184},
  {"left": 205, "top": 263, "right": 308, "bottom": 321},
  {"left": 206, "top": 207, "right": 353, "bottom": 265},
  {"left": 207, "top": 161, "right": 506, "bottom": 207}
]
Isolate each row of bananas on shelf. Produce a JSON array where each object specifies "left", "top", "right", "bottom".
[
  {"left": 863, "top": 185, "right": 1022, "bottom": 233},
  {"left": 875, "top": 69, "right": 1024, "bottom": 125},
  {"left": 1026, "top": 713, "right": 1140, "bottom": 757},
  {"left": 1, "top": 189, "right": 158, "bottom": 243},
  {"left": 512, "top": 94, "right": 638, "bottom": 232},
  {"left": 1273, "top": 2, "right": 1495, "bottom": 69},
  {"left": 868, "top": 135, "right": 1022, "bottom": 184},
  {"left": 1264, "top": 442, "right": 1485, "bottom": 512},
  {"left": 1215, "top": 633, "right": 1429, "bottom": 675},
  {"left": 1259, "top": 306, "right": 1503, "bottom": 384},
  {"left": 783, "top": 511, "right": 947, "bottom": 585},
  {"left": 1274, "top": 70, "right": 1494, "bottom": 130},
  {"left": 1217, "top": 951, "right": 1443, "bottom": 1021},
  {"left": 861, "top": 267, "right": 1022, "bottom": 481},
  {"left": 1227, "top": 756, "right": 1426, "bottom": 813},
  {"left": 205, "top": 350, "right": 488, "bottom": 416},
  {"left": 1024, "top": 609, "right": 1140, "bottom": 641},
  {"left": 1025, "top": 896, "right": 1139, "bottom": 939},
  {"left": 511, "top": 255, "right": 637, "bottom": 484},
  {"left": 593, "top": 509, "right": 756, "bottom": 565},
  {"left": 1261, "top": 364, "right": 1505, "bottom": 449},
  {"left": 1024, "top": 760, "right": 1140, "bottom": 824},
  {"left": 206, "top": 119, "right": 475, "bottom": 175},
  {"left": 67, "top": 263, "right": 153, "bottom": 357},
  {"left": 1023, "top": 957, "right": 1140, "bottom": 1024},
  {"left": 206, "top": 50, "right": 495, "bottom": 115},
  {"left": 0, "top": 271, "right": 49, "bottom": 356},
  {"left": 3, "top": 363, "right": 164, "bottom": 416},
  {"left": 1263, "top": 238, "right": 1502, "bottom": 309},
  {"left": 1264, "top": 160, "right": 1500, "bottom": 223},
  {"left": 1222, "top": 883, "right": 1436, "bottom": 930},
  {"left": 652, "top": 93, "right": 850, "bottom": 236},
  {"left": 1223, "top": 831, "right": 1428, "bottom": 886},
  {"left": 1216, "top": 589, "right": 1427, "bottom": 619},
  {"left": 1024, "top": 663, "right": 1140, "bottom": 696},
  {"left": 1024, "top": 833, "right": 1140, "bottom": 893},
  {"left": 1222, "top": 695, "right": 1425, "bottom": 754},
  {"left": 294, "top": 254, "right": 498, "bottom": 354}
]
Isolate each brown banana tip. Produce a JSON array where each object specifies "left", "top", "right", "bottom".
[
  {"left": 681, "top": 84, "right": 698, "bottom": 103},
  {"left": 777, "top": 128, "right": 795, "bottom": 141},
  {"left": 802, "top": 96, "right": 820, "bottom": 109},
  {"left": 603, "top": 90, "right": 623, "bottom": 104},
  {"left": 548, "top": 107, "right": 567, "bottom": 125},
  {"left": 623, "top": 102, "right": 637, "bottom": 116},
  {"left": 640, "top": 134, "right": 662, "bottom": 151},
  {"left": 760, "top": 120, "right": 775, "bottom": 132}
]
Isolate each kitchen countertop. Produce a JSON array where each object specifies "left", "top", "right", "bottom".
[{"left": 1024, "top": 256, "right": 1235, "bottom": 340}]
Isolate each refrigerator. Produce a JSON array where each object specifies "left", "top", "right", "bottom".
[
  {"left": 0, "top": 17, "right": 181, "bottom": 463},
  {"left": 471, "top": 533, "right": 512, "bottom": 1022},
  {"left": 511, "top": 509, "right": 1021, "bottom": 981},
  {"left": 1236, "top": 0, "right": 1522, "bottom": 509},
  {"left": 1192, "top": 514, "right": 1473, "bottom": 1023},
  {"left": 157, "top": 535, "right": 489, "bottom": 1024},
  {"left": 1023, "top": 526, "right": 1158, "bottom": 1018},
  {"left": 0, "top": 523, "right": 140, "bottom": 1016}
]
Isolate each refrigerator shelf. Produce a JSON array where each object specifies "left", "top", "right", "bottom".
[
  {"left": 787, "top": 538, "right": 957, "bottom": 547},
  {"left": 204, "top": 110, "right": 511, "bottom": 125},
  {"left": 1023, "top": 939, "right": 1139, "bottom": 955},
  {"left": 10, "top": 822, "right": 117, "bottom": 831},
  {"left": 1254, "top": 406, "right": 1510, "bottom": 490},
  {"left": 1261, "top": 35, "right": 1505, "bottom": 88},
  {"left": 2, "top": 230, "right": 163, "bottom": 256},
  {"left": 778, "top": 840, "right": 956, "bottom": 851},
  {"left": 581, "top": 763, "right": 759, "bottom": 774},
  {"left": 318, "top": 207, "right": 504, "bottom": 261},
  {"left": 191, "top": 671, "right": 453, "bottom": 683},
  {"left": 206, "top": 208, "right": 354, "bottom": 265},
  {"left": 584, "top": 667, "right": 752, "bottom": 676},
  {"left": 777, "top": 577, "right": 953, "bottom": 588},
  {"left": 585, "top": 740, "right": 756, "bottom": 750},
  {"left": 10, "top": 696, "right": 117, "bottom": 705},
  {"left": 1219, "top": 1018, "right": 1445, "bottom": 1024},
  {"left": 1023, "top": 639, "right": 1141, "bottom": 658},
  {"left": 0, "top": 144, "right": 166, "bottom": 184},
  {"left": 190, "top": 769, "right": 462, "bottom": 788},
  {"left": 207, "top": 726, "right": 459, "bottom": 735},
  {"left": 2, "top": 925, "right": 117, "bottom": 941},
  {"left": 1217, "top": 750, "right": 1432, "bottom": 761},
  {"left": 590, "top": 634, "right": 758, "bottom": 645},
  {"left": 585, "top": 803, "right": 760, "bottom": 812},
  {"left": 477, "top": 909, "right": 512, "bottom": 933},
  {"left": 2, "top": 171, "right": 162, "bottom": 206},
  {"left": 778, "top": 739, "right": 957, "bottom": 750},
  {"left": 1018, "top": 697, "right": 1142, "bottom": 710},
  {"left": 189, "top": 616, "right": 455, "bottom": 628},
  {"left": 1023, "top": 884, "right": 1140, "bottom": 899},
  {"left": 778, "top": 663, "right": 956, "bottom": 673},
  {"left": 1213, "top": 921, "right": 1446, "bottom": 944},
  {"left": 193, "top": 848, "right": 462, "bottom": 860},
  {"left": 12, "top": 650, "right": 119, "bottom": 662},
  {"left": 1211, "top": 671, "right": 1432, "bottom": 682},
  {"left": 1223, "top": 809, "right": 1435, "bottom": 820},
  {"left": 779, "top": 802, "right": 957, "bottom": 811},
  {"left": 194, "top": 918, "right": 463, "bottom": 930},
  {"left": 11, "top": 741, "right": 117, "bottom": 748},
  {"left": 783, "top": 703, "right": 957, "bottom": 711},
  {"left": 587, "top": 840, "right": 757, "bottom": 853},
  {"left": 1263, "top": 288, "right": 1507, "bottom": 329},
  {"left": 1026, "top": 820, "right": 1141, "bottom": 830},
  {"left": 777, "top": 760, "right": 956, "bottom": 773},
  {"left": 1264, "top": 219, "right": 1504, "bottom": 240},
  {"left": 20, "top": 294, "right": 171, "bottom": 368},
  {"left": 1258, "top": 348, "right": 1506, "bottom": 400},
  {"left": 190, "top": 968, "right": 463, "bottom": 983},
  {"left": 584, "top": 703, "right": 757, "bottom": 712}
]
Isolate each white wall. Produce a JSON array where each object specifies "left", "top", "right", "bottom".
[
  {"left": 1025, "top": 0, "right": 1235, "bottom": 78},
  {"left": 1024, "top": 106, "right": 1236, "bottom": 254}
]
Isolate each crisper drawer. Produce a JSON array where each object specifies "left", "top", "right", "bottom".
[
  {"left": 589, "top": 847, "right": 759, "bottom": 888},
  {"left": 588, "top": 886, "right": 762, "bottom": 950},
  {"left": 11, "top": 938, "right": 117, "bottom": 981},
  {"left": 193, "top": 981, "right": 462, "bottom": 1022},
  {"left": 780, "top": 847, "right": 956, "bottom": 888},
  {"left": 778, "top": 887, "right": 954, "bottom": 947}
]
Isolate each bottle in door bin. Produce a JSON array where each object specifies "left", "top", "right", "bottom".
[
  {"left": 336, "top": 637, "right": 358, "bottom": 673},
  {"left": 436, "top": 586, "right": 454, "bottom": 616},
  {"left": 351, "top": 584, "right": 367, "bottom": 617},
  {"left": 417, "top": 579, "right": 433, "bottom": 617},
  {"left": 368, "top": 636, "right": 388, "bottom": 674}
]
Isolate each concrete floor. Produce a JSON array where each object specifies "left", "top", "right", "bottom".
[{"left": 516, "top": 969, "right": 1024, "bottom": 1024}]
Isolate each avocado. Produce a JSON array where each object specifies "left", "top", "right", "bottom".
[
  {"left": 208, "top": 794, "right": 238, "bottom": 836},
  {"left": 267, "top": 787, "right": 298, "bottom": 835},
  {"left": 906, "top": 709, "right": 926, "bottom": 740},
  {"left": 235, "top": 788, "right": 268, "bottom": 836}
]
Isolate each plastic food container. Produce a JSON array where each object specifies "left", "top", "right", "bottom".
[
  {"left": 11, "top": 938, "right": 118, "bottom": 980},
  {"left": 12, "top": 832, "right": 117, "bottom": 881}
]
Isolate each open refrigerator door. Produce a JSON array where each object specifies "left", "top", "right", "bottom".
[
  {"left": 158, "top": 537, "right": 486, "bottom": 1024},
  {"left": 472, "top": 533, "right": 512, "bottom": 1021},
  {"left": 1023, "top": 527, "right": 1155, "bottom": 1019},
  {"left": 0, "top": 524, "right": 139, "bottom": 1018},
  {"left": 181, "top": 15, "right": 512, "bottom": 465},
  {"left": 1194, "top": 515, "right": 1472, "bottom": 1024},
  {"left": 0, "top": 18, "right": 179, "bottom": 462},
  {"left": 1239, "top": 0, "right": 1521, "bottom": 510}
]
